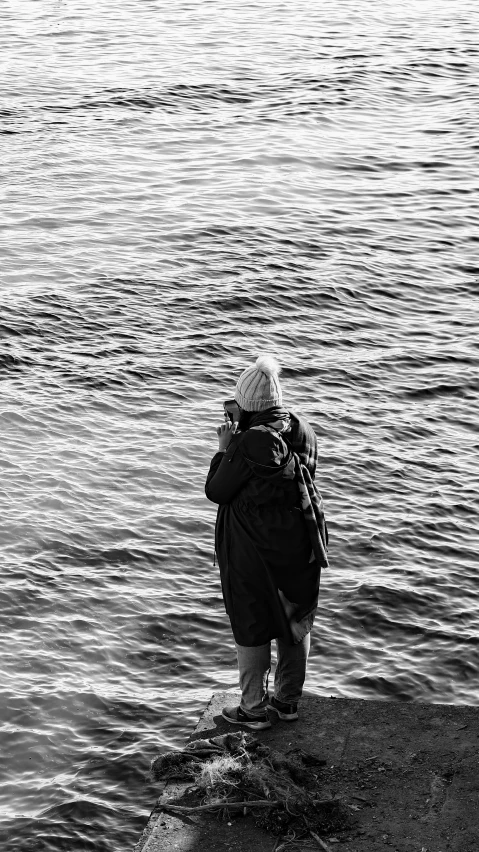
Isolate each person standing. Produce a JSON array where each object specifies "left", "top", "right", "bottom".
[{"left": 205, "top": 355, "right": 328, "bottom": 730}]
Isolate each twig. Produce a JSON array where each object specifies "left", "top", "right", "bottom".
[
  {"left": 161, "top": 798, "right": 281, "bottom": 814},
  {"left": 309, "top": 831, "right": 332, "bottom": 852}
]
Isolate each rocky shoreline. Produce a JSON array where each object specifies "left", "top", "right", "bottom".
[{"left": 135, "top": 692, "right": 479, "bottom": 852}]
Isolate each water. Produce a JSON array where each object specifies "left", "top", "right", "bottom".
[{"left": 1, "top": 0, "right": 478, "bottom": 849}]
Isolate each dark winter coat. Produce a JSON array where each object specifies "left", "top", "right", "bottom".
[{"left": 205, "top": 414, "right": 325, "bottom": 647}]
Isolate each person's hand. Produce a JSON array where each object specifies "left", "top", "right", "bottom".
[{"left": 216, "top": 420, "right": 238, "bottom": 452}]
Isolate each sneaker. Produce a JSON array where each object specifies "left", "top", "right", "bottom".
[
  {"left": 221, "top": 705, "right": 271, "bottom": 731},
  {"left": 268, "top": 696, "right": 299, "bottom": 721}
]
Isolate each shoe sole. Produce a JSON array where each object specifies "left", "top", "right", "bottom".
[
  {"left": 221, "top": 710, "right": 271, "bottom": 730},
  {"left": 268, "top": 705, "right": 299, "bottom": 722}
]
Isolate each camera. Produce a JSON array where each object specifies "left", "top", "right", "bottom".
[{"left": 223, "top": 399, "right": 240, "bottom": 423}]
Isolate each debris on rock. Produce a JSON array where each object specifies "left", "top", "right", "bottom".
[{"left": 150, "top": 731, "right": 351, "bottom": 842}]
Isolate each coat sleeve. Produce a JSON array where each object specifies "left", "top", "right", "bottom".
[{"left": 205, "top": 439, "right": 252, "bottom": 505}]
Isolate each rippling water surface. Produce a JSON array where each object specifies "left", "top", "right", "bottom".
[{"left": 1, "top": 0, "right": 479, "bottom": 849}]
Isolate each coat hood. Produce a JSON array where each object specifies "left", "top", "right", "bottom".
[{"left": 239, "top": 426, "right": 295, "bottom": 483}]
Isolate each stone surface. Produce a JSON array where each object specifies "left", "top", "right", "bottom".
[{"left": 134, "top": 692, "right": 479, "bottom": 852}]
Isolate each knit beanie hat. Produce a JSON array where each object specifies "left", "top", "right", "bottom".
[{"left": 234, "top": 355, "right": 282, "bottom": 412}]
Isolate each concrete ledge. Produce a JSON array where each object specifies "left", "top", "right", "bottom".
[{"left": 135, "top": 692, "right": 479, "bottom": 852}]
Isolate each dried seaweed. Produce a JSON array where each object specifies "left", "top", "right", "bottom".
[{"left": 150, "top": 732, "right": 350, "bottom": 841}]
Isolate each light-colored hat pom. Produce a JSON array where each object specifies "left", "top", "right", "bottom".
[{"left": 255, "top": 355, "right": 281, "bottom": 376}]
